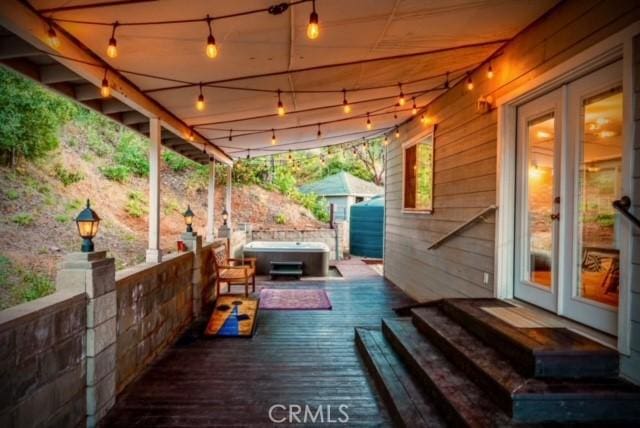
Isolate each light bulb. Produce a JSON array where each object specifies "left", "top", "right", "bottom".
[
  {"left": 271, "top": 130, "right": 277, "bottom": 145},
  {"left": 398, "top": 92, "right": 405, "bottom": 106},
  {"left": 395, "top": 127, "right": 400, "bottom": 138},
  {"left": 47, "top": 27, "right": 60, "bottom": 48},
  {"left": 307, "top": 11, "right": 319, "bottom": 39},
  {"left": 196, "top": 94, "right": 205, "bottom": 111},
  {"left": 107, "top": 37, "right": 117, "bottom": 58},
  {"left": 366, "top": 115, "right": 372, "bottom": 130},
  {"left": 487, "top": 64, "right": 494, "bottom": 79},
  {"left": 383, "top": 136, "right": 389, "bottom": 146},
  {"left": 101, "top": 78, "right": 110, "bottom": 98},
  {"left": 277, "top": 101, "right": 285, "bottom": 117},
  {"left": 466, "top": 75, "right": 474, "bottom": 91},
  {"left": 206, "top": 35, "right": 218, "bottom": 59}
]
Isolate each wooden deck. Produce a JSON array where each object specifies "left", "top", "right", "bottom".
[{"left": 101, "top": 276, "right": 413, "bottom": 427}]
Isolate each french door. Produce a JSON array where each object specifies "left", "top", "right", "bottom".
[{"left": 515, "top": 61, "right": 626, "bottom": 335}]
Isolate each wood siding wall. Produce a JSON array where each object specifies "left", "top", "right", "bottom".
[{"left": 384, "top": 0, "right": 640, "bottom": 381}]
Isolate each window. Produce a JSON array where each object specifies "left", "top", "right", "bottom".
[{"left": 403, "top": 134, "right": 434, "bottom": 212}]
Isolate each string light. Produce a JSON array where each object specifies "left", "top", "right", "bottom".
[
  {"left": 277, "top": 90, "right": 285, "bottom": 116},
  {"left": 421, "top": 114, "right": 433, "bottom": 126},
  {"left": 466, "top": 73, "right": 474, "bottom": 91},
  {"left": 320, "top": 156, "right": 326, "bottom": 165},
  {"left": 352, "top": 146, "right": 357, "bottom": 155},
  {"left": 395, "top": 126, "right": 400, "bottom": 139},
  {"left": 411, "top": 97, "right": 417, "bottom": 115},
  {"left": 196, "top": 83, "right": 205, "bottom": 111},
  {"left": 316, "top": 124, "right": 322, "bottom": 139},
  {"left": 383, "top": 135, "right": 389, "bottom": 146},
  {"left": 246, "top": 149, "right": 251, "bottom": 160},
  {"left": 307, "top": 0, "right": 319, "bottom": 40},
  {"left": 487, "top": 63, "right": 494, "bottom": 79},
  {"left": 205, "top": 15, "right": 218, "bottom": 59},
  {"left": 271, "top": 129, "right": 277, "bottom": 145},
  {"left": 362, "top": 138, "right": 368, "bottom": 150},
  {"left": 398, "top": 83, "right": 406, "bottom": 106},
  {"left": 228, "top": 129, "right": 233, "bottom": 141},
  {"left": 288, "top": 150, "right": 293, "bottom": 162},
  {"left": 188, "top": 129, "right": 195, "bottom": 141},
  {"left": 106, "top": 22, "right": 118, "bottom": 58},
  {"left": 100, "top": 69, "right": 110, "bottom": 98},
  {"left": 342, "top": 89, "right": 351, "bottom": 114},
  {"left": 366, "top": 112, "right": 372, "bottom": 130},
  {"left": 47, "top": 22, "right": 60, "bottom": 48}
]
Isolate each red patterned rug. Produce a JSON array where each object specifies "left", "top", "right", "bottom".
[{"left": 259, "top": 288, "right": 332, "bottom": 310}]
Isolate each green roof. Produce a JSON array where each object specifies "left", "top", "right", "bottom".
[{"left": 299, "top": 171, "right": 383, "bottom": 197}]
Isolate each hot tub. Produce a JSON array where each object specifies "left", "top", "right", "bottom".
[{"left": 243, "top": 241, "right": 330, "bottom": 276}]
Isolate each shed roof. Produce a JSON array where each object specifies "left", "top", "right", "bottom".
[{"left": 300, "top": 171, "right": 383, "bottom": 197}]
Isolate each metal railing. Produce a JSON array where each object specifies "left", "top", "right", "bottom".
[
  {"left": 613, "top": 196, "right": 640, "bottom": 230},
  {"left": 428, "top": 205, "right": 498, "bottom": 250}
]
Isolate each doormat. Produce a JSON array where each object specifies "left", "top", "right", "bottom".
[
  {"left": 205, "top": 295, "right": 259, "bottom": 337},
  {"left": 259, "top": 288, "right": 332, "bottom": 310}
]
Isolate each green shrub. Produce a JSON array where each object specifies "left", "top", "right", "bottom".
[
  {"left": 54, "top": 214, "right": 71, "bottom": 223},
  {"left": 163, "top": 150, "right": 195, "bottom": 172},
  {"left": 100, "top": 164, "right": 131, "bottom": 183},
  {"left": 11, "top": 213, "right": 34, "bottom": 226},
  {"left": 275, "top": 213, "right": 287, "bottom": 225},
  {"left": 54, "top": 163, "right": 83, "bottom": 186},
  {"left": 64, "top": 198, "right": 82, "bottom": 213},
  {"left": 164, "top": 198, "right": 181, "bottom": 216},
  {"left": 115, "top": 134, "right": 149, "bottom": 177},
  {"left": 5, "top": 189, "right": 19, "bottom": 200},
  {"left": 18, "top": 271, "right": 55, "bottom": 302},
  {"left": 125, "top": 191, "right": 147, "bottom": 218}
]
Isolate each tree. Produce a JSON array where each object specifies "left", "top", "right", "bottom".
[
  {"left": 350, "top": 137, "right": 385, "bottom": 185},
  {"left": 0, "top": 68, "right": 76, "bottom": 166}
]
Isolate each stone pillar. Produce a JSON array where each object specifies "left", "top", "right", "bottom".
[
  {"left": 146, "top": 117, "right": 162, "bottom": 263},
  {"left": 182, "top": 232, "right": 203, "bottom": 317},
  {"left": 56, "top": 251, "right": 116, "bottom": 428},
  {"left": 225, "top": 164, "right": 233, "bottom": 230},
  {"left": 205, "top": 158, "right": 216, "bottom": 242}
]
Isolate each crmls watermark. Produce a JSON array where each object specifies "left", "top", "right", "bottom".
[{"left": 268, "top": 404, "right": 349, "bottom": 424}]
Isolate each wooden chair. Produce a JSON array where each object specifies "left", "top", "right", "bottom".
[{"left": 213, "top": 244, "right": 256, "bottom": 297}]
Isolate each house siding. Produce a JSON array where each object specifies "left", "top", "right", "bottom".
[{"left": 384, "top": 0, "right": 640, "bottom": 382}]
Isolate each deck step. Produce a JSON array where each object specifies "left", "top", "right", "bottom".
[
  {"left": 270, "top": 261, "right": 303, "bottom": 266},
  {"left": 412, "top": 306, "right": 640, "bottom": 423},
  {"left": 381, "top": 318, "right": 515, "bottom": 428},
  {"left": 440, "top": 299, "right": 619, "bottom": 378},
  {"left": 269, "top": 269, "right": 303, "bottom": 275},
  {"left": 354, "top": 328, "right": 446, "bottom": 428}
]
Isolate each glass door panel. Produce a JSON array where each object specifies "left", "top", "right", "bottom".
[{"left": 576, "top": 87, "right": 623, "bottom": 308}]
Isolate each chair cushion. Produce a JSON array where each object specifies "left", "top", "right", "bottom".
[{"left": 219, "top": 267, "right": 255, "bottom": 280}]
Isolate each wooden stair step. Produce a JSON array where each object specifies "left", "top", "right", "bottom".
[
  {"left": 269, "top": 269, "right": 303, "bottom": 276},
  {"left": 412, "top": 306, "right": 640, "bottom": 423},
  {"left": 354, "top": 328, "right": 446, "bottom": 428},
  {"left": 381, "top": 318, "right": 516, "bottom": 428},
  {"left": 270, "top": 261, "right": 303, "bottom": 266},
  {"left": 440, "top": 299, "right": 619, "bottom": 378}
]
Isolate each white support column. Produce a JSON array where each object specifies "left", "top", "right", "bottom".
[
  {"left": 205, "top": 158, "right": 216, "bottom": 242},
  {"left": 225, "top": 164, "right": 233, "bottom": 230},
  {"left": 146, "top": 117, "right": 162, "bottom": 263}
]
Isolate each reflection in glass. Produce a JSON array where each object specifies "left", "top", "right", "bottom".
[
  {"left": 577, "top": 88, "right": 622, "bottom": 307},
  {"left": 403, "top": 136, "right": 433, "bottom": 211},
  {"left": 526, "top": 114, "right": 555, "bottom": 288}
]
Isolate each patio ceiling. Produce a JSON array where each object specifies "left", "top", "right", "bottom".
[{"left": 7, "top": 0, "right": 557, "bottom": 160}]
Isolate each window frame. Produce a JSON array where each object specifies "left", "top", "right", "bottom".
[{"left": 401, "top": 126, "right": 435, "bottom": 214}]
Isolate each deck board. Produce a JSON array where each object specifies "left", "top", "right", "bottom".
[{"left": 101, "top": 278, "right": 413, "bottom": 427}]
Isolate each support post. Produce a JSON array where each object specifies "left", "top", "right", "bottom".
[
  {"left": 205, "top": 158, "right": 216, "bottom": 242},
  {"left": 56, "top": 252, "right": 116, "bottom": 428},
  {"left": 146, "top": 117, "right": 162, "bottom": 263},
  {"left": 225, "top": 164, "right": 233, "bottom": 230}
]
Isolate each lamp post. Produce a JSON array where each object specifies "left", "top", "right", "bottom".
[
  {"left": 183, "top": 205, "right": 195, "bottom": 233},
  {"left": 75, "top": 199, "right": 100, "bottom": 252}
]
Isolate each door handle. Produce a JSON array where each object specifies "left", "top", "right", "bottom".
[{"left": 550, "top": 213, "right": 560, "bottom": 221}]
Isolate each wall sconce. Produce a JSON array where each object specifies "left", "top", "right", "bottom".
[
  {"left": 477, "top": 95, "right": 494, "bottom": 114},
  {"left": 75, "top": 199, "right": 100, "bottom": 253},
  {"left": 222, "top": 208, "right": 229, "bottom": 226}
]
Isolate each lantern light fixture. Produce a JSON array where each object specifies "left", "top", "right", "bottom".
[
  {"left": 75, "top": 199, "right": 101, "bottom": 253},
  {"left": 307, "top": 0, "right": 319, "bottom": 39},
  {"left": 183, "top": 205, "right": 195, "bottom": 233},
  {"left": 221, "top": 208, "right": 229, "bottom": 226},
  {"left": 106, "top": 22, "right": 119, "bottom": 58},
  {"left": 205, "top": 15, "right": 218, "bottom": 59}
]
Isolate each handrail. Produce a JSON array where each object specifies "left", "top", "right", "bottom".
[
  {"left": 428, "top": 205, "right": 497, "bottom": 250},
  {"left": 613, "top": 196, "right": 640, "bottom": 230}
]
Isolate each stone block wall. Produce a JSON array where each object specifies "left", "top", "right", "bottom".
[
  {"left": 0, "top": 290, "right": 86, "bottom": 428},
  {"left": 114, "top": 252, "right": 194, "bottom": 393}
]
